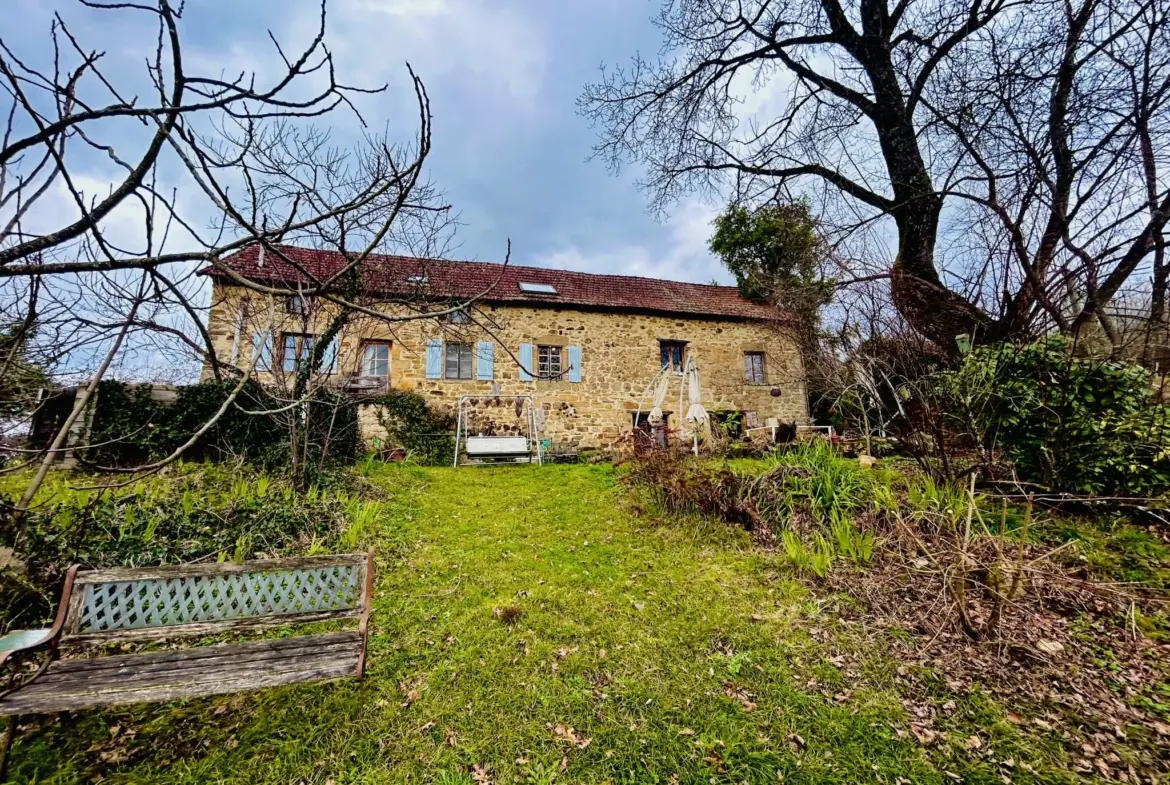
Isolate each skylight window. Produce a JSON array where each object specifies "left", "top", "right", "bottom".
[
  {"left": 518, "top": 282, "right": 557, "bottom": 294},
  {"left": 407, "top": 274, "right": 428, "bottom": 284}
]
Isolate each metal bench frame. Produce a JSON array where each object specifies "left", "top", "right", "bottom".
[{"left": 0, "top": 549, "right": 375, "bottom": 774}]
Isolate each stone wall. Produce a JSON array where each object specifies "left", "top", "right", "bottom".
[{"left": 205, "top": 283, "right": 809, "bottom": 451}]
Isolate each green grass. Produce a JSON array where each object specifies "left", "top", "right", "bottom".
[{"left": 9, "top": 464, "right": 1091, "bottom": 783}]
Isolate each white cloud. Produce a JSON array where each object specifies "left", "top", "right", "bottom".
[
  {"left": 532, "top": 199, "right": 731, "bottom": 285},
  {"left": 329, "top": 0, "right": 547, "bottom": 109}
]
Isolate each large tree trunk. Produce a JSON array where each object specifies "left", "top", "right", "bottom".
[{"left": 857, "top": 6, "right": 994, "bottom": 350}]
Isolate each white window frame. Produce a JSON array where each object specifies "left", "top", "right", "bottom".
[
  {"left": 537, "top": 345, "right": 562, "bottom": 378},
  {"left": 361, "top": 341, "right": 391, "bottom": 377}
]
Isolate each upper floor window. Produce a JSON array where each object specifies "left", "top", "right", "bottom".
[
  {"left": 286, "top": 294, "right": 311, "bottom": 316},
  {"left": 361, "top": 341, "right": 391, "bottom": 377},
  {"left": 537, "top": 345, "right": 562, "bottom": 378},
  {"left": 445, "top": 342, "right": 473, "bottom": 379},
  {"left": 281, "top": 333, "right": 315, "bottom": 373},
  {"left": 660, "top": 340, "right": 686, "bottom": 374},
  {"left": 448, "top": 308, "right": 470, "bottom": 324},
  {"left": 744, "top": 351, "right": 766, "bottom": 385}
]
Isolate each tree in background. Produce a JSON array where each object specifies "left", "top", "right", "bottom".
[
  {"left": 580, "top": 0, "right": 1170, "bottom": 353},
  {"left": 710, "top": 202, "right": 831, "bottom": 351}
]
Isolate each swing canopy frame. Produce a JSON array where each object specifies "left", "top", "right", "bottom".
[{"left": 452, "top": 394, "right": 543, "bottom": 467}]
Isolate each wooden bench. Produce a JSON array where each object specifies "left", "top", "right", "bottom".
[{"left": 0, "top": 550, "right": 374, "bottom": 718}]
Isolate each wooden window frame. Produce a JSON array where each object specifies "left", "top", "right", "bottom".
[
  {"left": 286, "top": 294, "right": 312, "bottom": 316},
  {"left": 281, "top": 332, "right": 316, "bottom": 373},
  {"left": 744, "top": 351, "right": 766, "bottom": 385},
  {"left": 360, "top": 340, "right": 391, "bottom": 377},
  {"left": 444, "top": 341, "right": 474, "bottom": 380},
  {"left": 659, "top": 340, "right": 686, "bottom": 374}
]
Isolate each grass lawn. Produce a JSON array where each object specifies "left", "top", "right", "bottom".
[{"left": 10, "top": 464, "right": 1093, "bottom": 784}]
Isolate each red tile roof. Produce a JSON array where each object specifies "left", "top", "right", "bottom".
[{"left": 203, "top": 245, "right": 787, "bottom": 322}]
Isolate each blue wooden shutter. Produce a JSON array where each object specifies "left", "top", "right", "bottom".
[
  {"left": 252, "top": 331, "right": 273, "bottom": 372},
  {"left": 476, "top": 341, "right": 494, "bottom": 380},
  {"left": 566, "top": 345, "right": 582, "bottom": 383},
  {"left": 322, "top": 336, "right": 339, "bottom": 374},
  {"left": 425, "top": 339, "right": 443, "bottom": 379},
  {"left": 518, "top": 343, "right": 534, "bottom": 381}
]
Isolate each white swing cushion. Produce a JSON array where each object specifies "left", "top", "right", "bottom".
[{"left": 465, "top": 436, "right": 529, "bottom": 456}]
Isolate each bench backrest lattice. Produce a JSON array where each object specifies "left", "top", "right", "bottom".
[{"left": 62, "top": 554, "right": 371, "bottom": 643}]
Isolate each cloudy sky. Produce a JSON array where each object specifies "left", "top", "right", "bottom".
[{"left": 9, "top": 0, "right": 735, "bottom": 286}]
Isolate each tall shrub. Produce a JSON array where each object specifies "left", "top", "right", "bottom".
[
  {"left": 375, "top": 390, "right": 455, "bottom": 465},
  {"left": 940, "top": 338, "right": 1170, "bottom": 495}
]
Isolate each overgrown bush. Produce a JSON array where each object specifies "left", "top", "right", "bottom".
[
  {"left": 83, "top": 379, "right": 357, "bottom": 471},
  {"left": 375, "top": 390, "right": 455, "bottom": 465},
  {"left": 938, "top": 337, "right": 1170, "bottom": 496},
  {"left": 1, "top": 463, "right": 383, "bottom": 632}
]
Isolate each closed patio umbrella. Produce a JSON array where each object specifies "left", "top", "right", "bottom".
[
  {"left": 648, "top": 369, "right": 670, "bottom": 424},
  {"left": 683, "top": 356, "right": 708, "bottom": 454}
]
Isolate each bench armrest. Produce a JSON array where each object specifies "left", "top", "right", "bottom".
[
  {"left": 0, "top": 628, "right": 54, "bottom": 667},
  {"left": 0, "top": 565, "right": 78, "bottom": 668}
]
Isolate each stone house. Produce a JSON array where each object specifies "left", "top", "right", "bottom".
[{"left": 201, "top": 245, "right": 808, "bottom": 452}]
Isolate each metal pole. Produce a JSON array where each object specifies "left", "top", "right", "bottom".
[{"left": 452, "top": 395, "right": 464, "bottom": 468}]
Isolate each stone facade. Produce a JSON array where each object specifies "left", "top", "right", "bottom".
[{"left": 204, "top": 281, "right": 808, "bottom": 452}]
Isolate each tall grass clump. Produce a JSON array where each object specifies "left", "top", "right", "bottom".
[{"left": 747, "top": 441, "right": 872, "bottom": 525}]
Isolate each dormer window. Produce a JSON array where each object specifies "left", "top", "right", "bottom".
[{"left": 518, "top": 282, "right": 557, "bottom": 294}]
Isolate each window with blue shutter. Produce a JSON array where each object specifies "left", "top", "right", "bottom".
[
  {"left": 252, "top": 331, "right": 273, "bottom": 372},
  {"left": 476, "top": 341, "right": 494, "bottom": 380},
  {"left": 566, "top": 345, "right": 582, "bottom": 383},
  {"left": 425, "top": 339, "right": 443, "bottom": 379},
  {"left": 518, "top": 343, "right": 534, "bottom": 381},
  {"left": 322, "top": 336, "right": 339, "bottom": 374}
]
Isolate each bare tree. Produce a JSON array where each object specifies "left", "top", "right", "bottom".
[
  {"left": 0, "top": 0, "right": 504, "bottom": 512},
  {"left": 579, "top": 0, "right": 1170, "bottom": 351}
]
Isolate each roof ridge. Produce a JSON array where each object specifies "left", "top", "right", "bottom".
[
  {"left": 269, "top": 244, "right": 740, "bottom": 291},
  {"left": 207, "top": 244, "right": 787, "bottom": 322}
]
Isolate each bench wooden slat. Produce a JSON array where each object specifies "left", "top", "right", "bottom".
[
  {"left": 0, "top": 659, "right": 358, "bottom": 715},
  {"left": 30, "top": 642, "right": 360, "bottom": 695},
  {"left": 0, "top": 635, "right": 361, "bottom": 714},
  {"left": 60, "top": 608, "right": 362, "bottom": 646},
  {"left": 44, "top": 632, "right": 360, "bottom": 684}
]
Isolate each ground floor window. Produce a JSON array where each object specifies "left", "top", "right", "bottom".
[
  {"left": 445, "top": 342, "right": 474, "bottom": 379},
  {"left": 632, "top": 411, "right": 669, "bottom": 448}
]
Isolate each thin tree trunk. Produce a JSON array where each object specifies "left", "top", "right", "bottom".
[{"left": 12, "top": 275, "right": 147, "bottom": 522}]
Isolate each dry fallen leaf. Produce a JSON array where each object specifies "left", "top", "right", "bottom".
[
  {"left": 547, "top": 723, "right": 592, "bottom": 749},
  {"left": 1036, "top": 639, "right": 1064, "bottom": 655}
]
